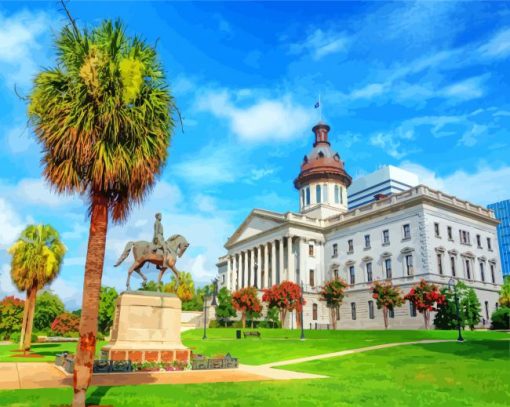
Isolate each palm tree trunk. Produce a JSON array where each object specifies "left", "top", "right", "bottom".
[
  {"left": 72, "top": 195, "right": 108, "bottom": 407},
  {"left": 18, "top": 292, "right": 29, "bottom": 351},
  {"left": 22, "top": 284, "right": 38, "bottom": 352}
]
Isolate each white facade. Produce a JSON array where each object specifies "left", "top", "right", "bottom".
[
  {"left": 217, "top": 186, "right": 503, "bottom": 329},
  {"left": 348, "top": 165, "right": 420, "bottom": 209}
]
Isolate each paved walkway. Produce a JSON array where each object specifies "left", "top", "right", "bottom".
[{"left": 0, "top": 339, "right": 454, "bottom": 390}]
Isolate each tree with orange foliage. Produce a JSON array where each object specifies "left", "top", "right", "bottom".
[{"left": 231, "top": 286, "right": 262, "bottom": 328}]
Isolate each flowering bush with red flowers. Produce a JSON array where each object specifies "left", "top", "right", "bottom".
[
  {"left": 231, "top": 286, "right": 262, "bottom": 328},
  {"left": 262, "top": 281, "right": 305, "bottom": 328},
  {"left": 0, "top": 296, "right": 25, "bottom": 339},
  {"left": 371, "top": 281, "right": 404, "bottom": 329},
  {"left": 319, "top": 278, "right": 348, "bottom": 329},
  {"left": 51, "top": 312, "right": 80, "bottom": 336},
  {"left": 404, "top": 279, "right": 446, "bottom": 329}
]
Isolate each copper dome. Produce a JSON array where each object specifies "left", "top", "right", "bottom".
[{"left": 294, "top": 122, "right": 352, "bottom": 189}]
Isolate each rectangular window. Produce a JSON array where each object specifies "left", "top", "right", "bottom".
[
  {"left": 389, "top": 307, "right": 395, "bottom": 318},
  {"left": 451, "top": 256, "right": 456, "bottom": 277},
  {"left": 476, "top": 234, "right": 482, "bottom": 248},
  {"left": 384, "top": 258, "right": 392, "bottom": 279},
  {"left": 301, "top": 189, "right": 305, "bottom": 208},
  {"left": 409, "top": 301, "right": 417, "bottom": 317},
  {"left": 490, "top": 263, "right": 495, "bottom": 283},
  {"left": 460, "top": 230, "right": 470, "bottom": 245},
  {"left": 487, "top": 237, "right": 492, "bottom": 251},
  {"left": 485, "top": 301, "right": 489, "bottom": 321},
  {"left": 447, "top": 226, "right": 453, "bottom": 240},
  {"left": 405, "top": 254, "right": 414, "bottom": 276},
  {"left": 336, "top": 305, "right": 340, "bottom": 321},
  {"left": 480, "top": 262, "right": 485, "bottom": 282},
  {"left": 382, "top": 229, "right": 390, "bottom": 245},
  {"left": 305, "top": 187, "right": 310, "bottom": 205},
  {"left": 434, "top": 223, "right": 440, "bottom": 237},
  {"left": 333, "top": 268, "right": 339, "bottom": 279},
  {"left": 366, "top": 262, "right": 373, "bottom": 282},
  {"left": 437, "top": 254, "right": 443, "bottom": 275},
  {"left": 351, "top": 302, "right": 356, "bottom": 320},
  {"left": 309, "top": 244, "right": 314, "bottom": 256},
  {"left": 368, "top": 301, "right": 375, "bottom": 319},
  {"left": 309, "top": 269, "right": 315, "bottom": 287},
  {"left": 316, "top": 185, "right": 322, "bottom": 204},
  {"left": 312, "top": 304, "right": 318, "bottom": 321},
  {"left": 349, "top": 266, "right": 355, "bottom": 285},
  {"left": 348, "top": 239, "right": 353, "bottom": 253},
  {"left": 403, "top": 224, "right": 411, "bottom": 239},
  {"left": 334, "top": 185, "right": 340, "bottom": 204},
  {"left": 323, "top": 184, "right": 328, "bottom": 202},
  {"left": 465, "top": 259, "right": 471, "bottom": 279},
  {"left": 332, "top": 243, "right": 338, "bottom": 257},
  {"left": 364, "top": 234, "right": 370, "bottom": 249}
]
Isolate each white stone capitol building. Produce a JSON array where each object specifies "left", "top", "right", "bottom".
[{"left": 216, "top": 122, "right": 503, "bottom": 329}]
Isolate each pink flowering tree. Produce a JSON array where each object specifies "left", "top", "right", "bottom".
[
  {"left": 371, "top": 281, "right": 404, "bottom": 329},
  {"left": 404, "top": 279, "right": 446, "bottom": 329},
  {"left": 231, "top": 286, "right": 262, "bottom": 329}
]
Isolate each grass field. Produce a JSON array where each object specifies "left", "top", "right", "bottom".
[
  {"left": 0, "top": 341, "right": 107, "bottom": 363},
  {"left": 180, "top": 328, "right": 509, "bottom": 365},
  {"left": 0, "top": 338, "right": 508, "bottom": 406}
]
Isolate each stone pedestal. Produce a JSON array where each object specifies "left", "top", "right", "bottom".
[{"left": 101, "top": 291, "right": 190, "bottom": 363}]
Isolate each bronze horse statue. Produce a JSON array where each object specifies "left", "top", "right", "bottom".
[{"left": 114, "top": 234, "right": 189, "bottom": 290}]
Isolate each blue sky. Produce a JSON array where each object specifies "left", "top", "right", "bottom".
[{"left": 0, "top": 1, "right": 509, "bottom": 308}]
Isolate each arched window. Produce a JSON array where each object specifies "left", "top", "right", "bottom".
[
  {"left": 334, "top": 185, "right": 340, "bottom": 204},
  {"left": 318, "top": 151, "right": 325, "bottom": 158},
  {"left": 323, "top": 184, "right": 328, "bottom": 202},
  {"left": 312, "top": 304, "right": 318, "bottom": 320},
  {"left": 316, "top": 185, "right": 322, "bottom": 203},
  {"left": 305, "top": 187, "right": 311, "bottom": 205}
]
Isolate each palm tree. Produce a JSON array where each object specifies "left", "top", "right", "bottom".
[
  {"left": 164, "top": 271, "right": 195, "bottom": 301},
  {"left": 8, "top": 225, "right": 66, "bottom": 351},
  {"left": 28, "top": 18, "right": 174, "bottom": 407}
]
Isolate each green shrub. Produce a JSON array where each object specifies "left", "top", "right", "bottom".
[
  {"left": 10, "top": 332, "right": 20, "bottom": 343},
  {"left": 491, "top": 307, "right": 510, "bottom": 329},
  {"left": 63, "top": 331, "right": 79, "bottom": 338},
  {"left": 232, "top": 320, "right": 243, "bottom": 328},
  {"left": 209, "top": 320, "right": 219, "bottom": 328}
]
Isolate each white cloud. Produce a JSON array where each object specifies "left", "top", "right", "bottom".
[
  {"left": 369, "top": 130, "right": 418, "bottom": 160},
  {"left": 250, "top": 168, "right": 276, "bottom": 181},
  {"left": 195, "top": 194, "right": 217, "bottom": 213},
  {"left": 5, "top": 124, "right": 36, "bottom": 154},
  {"left": 457, "top": 124, "right": 487, "bottom": 147},
  {"left": 0, "top": 10, "right": 54, "bottom": 88},
  {"left": 0, "top": 264, "right": 19, "bottom": 298},
  {"left": 0, "top": 198, "right": 26, "bottom": 248},
  {"left": 289, "top": 28, "right": 349, "bottom": 60},
  {"left": 349, "top": 83, "right": 386, "bottom": 100},
  {"left": 196, "top": 89, "right": 314, "bottom": 142},
  {"left": 400, "top": 161, "right": 510, "bottom": 206},
  {"left": 479, "top": 27, "right": 510, "bottom": 59},
  {"left": 442, "top": 75, "right": 487, "bottom": 101}
]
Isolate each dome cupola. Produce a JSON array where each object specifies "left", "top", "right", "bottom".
[{"left": 294, "top": 122, "right": 352, "bottom": 218}]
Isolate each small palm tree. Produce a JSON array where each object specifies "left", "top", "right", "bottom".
[
  {"left": 9, "top": 225, "right": 66, "bottom": 351},
  {"left": 28, "top": 18, "right": 174, "bottom": 407},
  {"left": 164, "top": 271, "right": 195, "bottom": 301}
]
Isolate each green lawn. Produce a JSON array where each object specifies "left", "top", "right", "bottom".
[
  {"left": 181, "top": 328, "right": 509, "bottom": 365},
  {"left": 0, "top": 340, "right": 508, "bottom": 406},
  {"left": 0, "top": 341, "right": 107, "bottom": 363}
]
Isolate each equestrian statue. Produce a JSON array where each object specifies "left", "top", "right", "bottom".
[{"left": 114, "top": 213, "right": 190, "bottom": 290}]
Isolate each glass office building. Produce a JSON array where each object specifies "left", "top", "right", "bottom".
[{"left": 488, "top": 199, "right": 510, "bottom": 276}]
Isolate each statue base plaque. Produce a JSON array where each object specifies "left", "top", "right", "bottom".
[{"left": 100, "top": 291, "right": 190, "bottom": 364}]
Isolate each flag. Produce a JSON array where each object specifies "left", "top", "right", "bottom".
[{"left": 314, "top": 101, "right": 320, "bottom": 109}]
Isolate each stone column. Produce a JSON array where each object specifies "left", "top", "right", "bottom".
[
  {"left": 287, "top": 236, "right": 295, "bottom": 282},
  {"left": 257, "top": 246, "right": 262, "bottom": 289},
  {"left": 250, "top": 249, "right": 255, "bottom": 286},
  {"left": 299, "top": 238, "right": 307, "bottom": 285},
  {"left": 226, "top": 255, "right": 231, "bottom": 290},
  {"left": 263, "top": 243, "right": 269, "bottom": 289},
  {"left": 279, "top": 238, "right": 284, "bottom": 284},
  {"left": 243, "top": 250, "right": 249, "bottom": 288},
  {"left": 271, "top": 241, "right": 276, "bottom": 287},
  {"left": 233, "top": 254, "right": 238, "bottom": 290}
]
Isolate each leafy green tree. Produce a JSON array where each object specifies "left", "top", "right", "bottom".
[
  {"left": 0, "top": 296, "right": 25, "bottom": 340},
  {"left": 164, "top": 271, "right": 195, "bottom": 301},
  {"left": 34, "top": 291, "right": 65, "bottom": 331},
  {"left": 264, "top": 306, "right": 280, "bottom": 328},
  {"left": 98, "top": 287, "right": 118, "bottom": 334},
  {"left": 28, "top": 12, "right": 176, "bottom": 404},
  {"left": 499, "top": 276, "right": 510, "bottom": 307},
  {"left": 491, "top": 307, "right": 510, "bottom": 329},
  {"left": 8, "top": 224, "right": 66, "bottom": 351},
  {"left": 138, "top": 280, "right": 162, "bottom": 292},
  {"left": 71, "top": 309, "right": 82, "bottom": 317},
  {"left": 215, "top": 287, "right": 236, "bottom": 326},
  {"left": 462, "top": 287, "right": 482, "bottom": 330},
  {"left": 434, "top": 281, "right": 481, "bottom": 330}
]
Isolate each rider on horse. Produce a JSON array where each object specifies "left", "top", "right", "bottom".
[{"left": 152, "top": 213, "right": 169, "bottom": 270}]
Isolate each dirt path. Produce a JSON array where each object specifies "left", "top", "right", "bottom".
[{"left": 0, "top": 339, "right": 455, "bottom": 390}]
